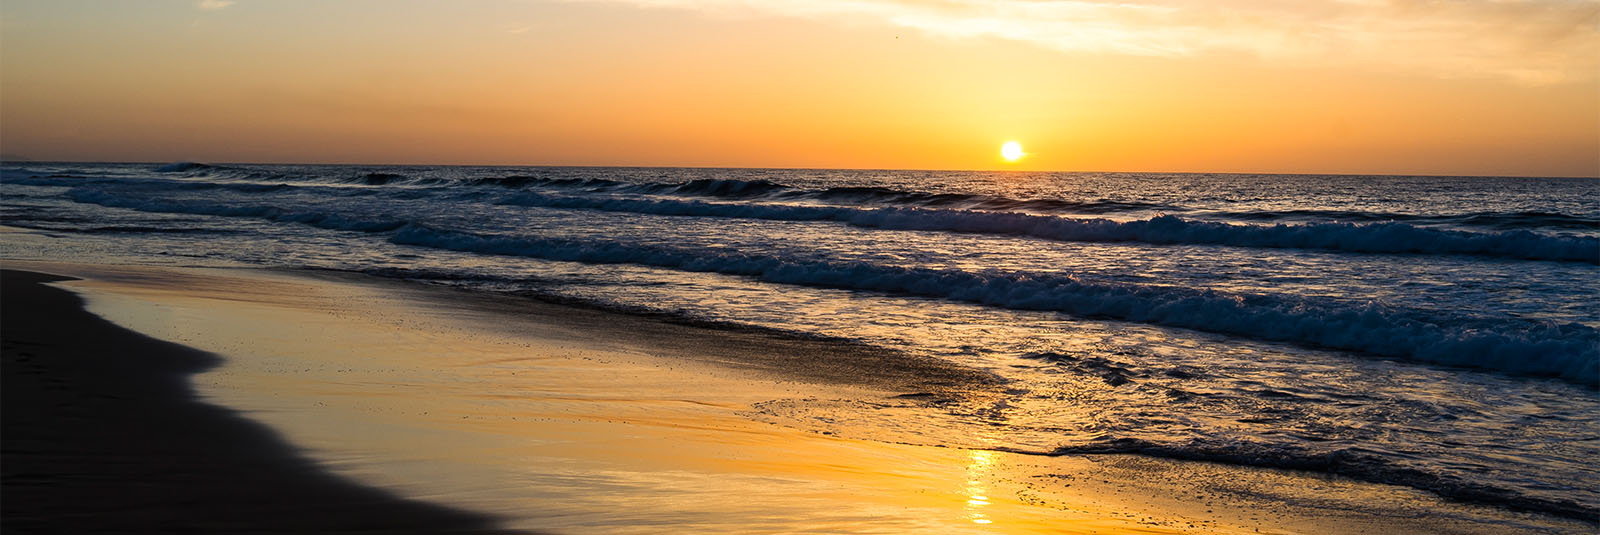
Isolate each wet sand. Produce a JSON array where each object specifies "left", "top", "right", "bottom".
[
  {"left": 1, "top": 269, "right": 517, "bottom": 534},
  {"left": 2, "top": 261, "right": 1587, "bottom": 534}
]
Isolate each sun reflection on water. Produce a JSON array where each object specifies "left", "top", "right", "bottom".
[{"left": 964, "top": 450, "right": 996, "bottom": 525}]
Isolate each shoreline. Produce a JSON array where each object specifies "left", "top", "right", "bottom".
[
  {"left": 2, "top": 260, "right": 1590, "bottom": 534},
  {"left": 0, "top": 269, "right": 520, "bottom": 533}
]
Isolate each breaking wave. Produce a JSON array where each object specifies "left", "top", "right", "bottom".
[
  {"left": 497, "top": 192, "right": 1600, "bottom": 263},
  {"left": 66, "top": 189, "right": 408, "bottom": 232},
  {"left": 1025, "top": 436, "right": 1595, "bottom": 521},
  {"left": 47, "top": 182, "right": 1600, "bottom": 382},
  {"left": 75, "top": 166, "right": 1600, "bottom": 236},
  {"left": 154, "top": 162, "right": 221, "bottom": 173},
  {"left": 388, "top": 224, "right": 1598, "bottom": 384}
]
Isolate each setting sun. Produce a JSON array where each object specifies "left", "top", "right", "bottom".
[{"left": 1001, "top": 141, "right": 1024, "bottom": 162}]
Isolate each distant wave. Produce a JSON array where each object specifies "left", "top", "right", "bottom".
[
  {"left": 65, "top": 168, "right": 1600, "bottom": 234},
  {"left": 667, "top": 178, "right": 789, "bottom": 197},
  {"left": 469, "top": 175, "right": 624, "bottom": 190},
  {"left": 358, "top": 172, "right": 407, "bottom": 185},
  {"left": 153, "top": 162, "right": 264, "bottom": 176},
  {"left": 154, "top": 162, "right": 220, "bottom": 173},
  {"left": 45, "top": 172, "right": 1600, "bottom": 263},
  {"left": 152, "top": 166, "right": 440, "bottom": 188},
  {"left": 531, "top": 176, "right": 1185, "bottom": 214},
  {"left": 1022, "top": 436, "right": 1595, "bottom": 521},
  {"left": 151, "top": 162, "right": 339, "bottom": 184},
  {"left": 388, "top": 224, "right": 1599, "bottom": 385},
  {"left": 498, "top": 192, "right": 1600, "bottom": 263},
  {"left": 2, "top": 176, "right": 108, "bottom": 187},
  {"left": 66, "top": 189, "right": 407, "bottom": 232},
  {"left": 464, "top": 175, "right": 1600, "bottom": 233},
  {"left": 133, "top": 169, "right": 1193, "bottom": 215},
  {"left": 11, "top": 175, "right": 368, "bottom": 197},
  {"left": 0, "top": 222, "right": 240, "bottom": 235},
  {"left": 473, "top": 176, "right": 787, "bottom": 197},
  {"left": 1204, "top": 208, "right": 1600, "bottom": 231},
  {"left": 510, "top": 176, "right": 1600, "bottom": 231}
]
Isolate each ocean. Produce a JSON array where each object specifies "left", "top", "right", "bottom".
[{"left": 2, "top": 162, "right": 1596, "bottom": 521}]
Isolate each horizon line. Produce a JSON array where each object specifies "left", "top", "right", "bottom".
[{"left": 3, "top": 158, "right": 1595, "bottom": 180}]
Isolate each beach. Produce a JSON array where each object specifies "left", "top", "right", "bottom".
[
  {"left": 4, "top": 0, "right": 1596, "bottom": 531},
  {"left": 0, "top": 267, "right": 510, "bottom": 534},
  {"left": 2, "top": 259, "right": 1588, "bottom": 534}
]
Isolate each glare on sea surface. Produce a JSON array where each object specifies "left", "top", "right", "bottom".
[{"left": 1000, "top": 141, "right": 1024, "bottom": 162}]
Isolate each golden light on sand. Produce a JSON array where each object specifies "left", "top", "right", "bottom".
[
  {"left": 1001, "top": 141, "right": 1024, "bottom": 162},
  {"left": 965, "top": 450, "right": 996, "bottom": 524}
]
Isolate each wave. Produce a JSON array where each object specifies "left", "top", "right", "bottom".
[
  {"left": 469, "top": 175, "right": 627, "bottom": 190},
  {"left": 2, "top": 176, "right": 103, "bottom": 187},
  {"left": 1023, "top": 436, "right": 1595, "bottom": 521},
  {"left": 66, "top": 189, "right": 408, "bottom": 232},
  {"left": 8, "top": 174, "right": 380, "bottom": 199},
  {"left": 153, "top": 162, "right": 341, "bottom": 184},
  {"left": 153, "top": 162, "right": 259, "bottom": 176},
  {"left": 1207, "top": 208, "right": 1600, "bottom": 231},
  {"left": 388, "top": 224, "right": 1599, "bottom": 384},
  {"left": 50, "top": 184, "right": 1599, "bottom": 381},
  {"left": 155, "top": 162, "right": 220, "bottom": 173},
  {"left": 468, "top": 176, "right": 783, "bottom": 197},
  {"left": 802, "top": 185, "right": 967, "bottom": 205},
  {"left": 358, "top": 172, "right": 407, "bottom": 185},
  {"left": 796, "top": 185, "right": 1181, "bottom": 213},
  {"left": 1, "top": 222, "right": 244, "bottom": 234},
  {"left": 1450, "top": 211, "right": 1600, "bottom": 231},
  {"left": 666, "top": 178, "right": 788, "bottom": 197},
  {"left": 213, "top": 170, "right": 1174, "bottom": 216},
  {"left": 118, "top": 167, "right": 1600, "bottom": 234},
  {"left": 41, "top": 173, "right": 1600, "bottom": 263},
  {"left": 498, "top": 192, "right": 1600, "bottom": 263},
  {"left": 488, "top": 175, "right": 1600, "bottom": 234},
  {"left": 534, "top": 176, "right": 1184, "bottom": 214}
]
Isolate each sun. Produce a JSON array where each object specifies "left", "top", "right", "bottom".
[{"left": 1001, "top": 141, "right": 1024, "bottom": 162}]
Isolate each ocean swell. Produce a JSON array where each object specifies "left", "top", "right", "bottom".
[
  {"left": 66, "top": 188, "right": 408, "bottom": 232},
  {"left": 498, "top": 192, "right": 1600, "bottom": 263},
  {"left": 1024, "top": 437, "right": 1596, "bottom": 521},
  {"left": 388, "top": 224, "right": 1599, "bottom": 384}
]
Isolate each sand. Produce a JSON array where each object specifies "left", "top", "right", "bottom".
[
  {"left": 1, "top": 269, "right": 515, "bottom": 534},
  {"left": 2, "top": 261, "right": 1588, "bottom": 534}
]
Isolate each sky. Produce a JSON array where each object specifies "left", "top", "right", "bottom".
[{"left": 1, "top": 0, "right": 1596, "bottom": 176}]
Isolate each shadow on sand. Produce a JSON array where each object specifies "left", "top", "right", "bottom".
[{"left": 1, "top": 269, "right": 530, "bottom": 534}]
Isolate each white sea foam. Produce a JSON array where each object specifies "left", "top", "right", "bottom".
[
  {"left": 66, "top": 189, "right": 407, "bottom": 232},
  {"left": 57, "top": 183, "right": 1600, "bottom": 382},
  {"left": 388, "top": 224, "right": 1599, "bottom": 384},
  {"left": 497, "top": 192, "right": 1600, "bottom": 263}
]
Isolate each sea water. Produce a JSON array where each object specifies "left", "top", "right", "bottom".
[{"left": 2, "top": 162, "right": 1595, "bottom": 521}]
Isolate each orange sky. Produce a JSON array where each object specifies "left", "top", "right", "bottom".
[{"left": 2, "top": 0, "right": 1596, "bottom": 176}]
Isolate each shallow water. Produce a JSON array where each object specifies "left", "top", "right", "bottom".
[{"left": 2, "top": 162, "right": 1596, "bottom": 520}]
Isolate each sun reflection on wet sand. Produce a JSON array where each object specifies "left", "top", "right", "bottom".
[{"left": 965, "top": 450, "right": 996, "bottom": 525}]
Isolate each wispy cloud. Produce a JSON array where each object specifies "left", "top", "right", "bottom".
[
  {"left": 569, "top": 0, "right": 1600, "bottom": 84},
  {"left": 198, "top": 0, "right": 235, "bottom": 11}
]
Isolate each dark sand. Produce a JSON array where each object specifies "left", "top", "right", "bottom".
[{"left": 0, "top": 270, "right": 519, "bottom": 534}]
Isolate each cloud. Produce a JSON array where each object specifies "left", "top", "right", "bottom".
[
  {"left": 567, "top": 0, "right": 1600, "bottom": 84},
  {"left": 198, "top": 0, "right": 235, "bottom": 10}
]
